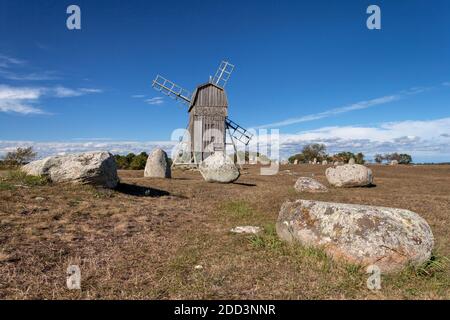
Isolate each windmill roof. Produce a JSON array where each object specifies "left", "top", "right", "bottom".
[{"left": 188, "top": 81, "right": 226, "bottom": 111}]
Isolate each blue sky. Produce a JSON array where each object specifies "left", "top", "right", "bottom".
[{"left": 0, "top": 0, "right": 450, "bottom": 162}]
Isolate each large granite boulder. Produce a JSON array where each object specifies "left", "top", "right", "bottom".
[
  {"left": 326, "top": 164, "right": 373, "bottom": 187},
  {"left": 22, "top": 152, "right": 119, "bottom": 188},
  {"left": 199, "top": 152, "right": 240, "bottom": 183},
  {"left": 276, "top": 200, "right": 434, "bottom": 273},
  {"left": 294, "top": 177, "right": 328, "bottom": 193},
  {"left": 144, "top": 148, "right": 171, "bottom": 178}
]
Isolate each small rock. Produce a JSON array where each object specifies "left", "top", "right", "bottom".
[
  {"left": 34, "top": 197, "right": 45, "bottom": 201},
  {"left": 194, "top": 265, "right": 203, "bottom": 270},
  {"left": 348, "top": 158, "right": 356, "bottom": 165},
  {"left": 230, "top": 226, "right": 262, "bottom": 234},
  {"left": 294, "top": 177, "right": 328, "bottom": 193},
  {"left": 322, "top": 160, "right": 328, "bottom": 165},
  {"left": 390, "top": 160, "right": 399, "bottom": 166}
]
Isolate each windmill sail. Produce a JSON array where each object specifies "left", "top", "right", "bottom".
[
  {"left": 152, "top": 75, "right": 191, "bottom": 105},
  {"left": 225, "top": 118, "right": 253, "bottom": 145},
  {"left": 212, "top": 61, "right": 234, "bottom": 88}
]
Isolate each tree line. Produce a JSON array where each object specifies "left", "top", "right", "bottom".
[
  {"left": 288, "top": 144, "right": 412, "bottom": 164},
  {"left": 114, "top": 152, "right": 173, "bottom": 170},
  {"left": 374, "top": 153, "right": 412, "bottom": 164}
]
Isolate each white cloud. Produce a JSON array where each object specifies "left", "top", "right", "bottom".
[
  {"left": 249, "top": 117, "right": 450, "bottom": 161},
  {"left": 132, "top": 94, "right": 146, "bottom": 98},
  {"left": 0, "top": 85, "right": 102, "bottom": 114},
  {"left": 0, "top": 85, "right": 44, "bottom": 114},
  {"left": 79, "top": 88, "right": 103, "bottom": 94},
  {"left": 254, "top": 87, "right": 429, "bottom": 129},
  {"left": 51, "top": 86, "right": 102, "bottom": 97},
  {"left": 0, "top": 54, "right": 25, "bottom": 68},
  {"left": 0, "top": 69, "right": 59, "bottom": 81},
  {"left": 0, "top": 54, "right": 58, "bottom": 81},
  {"left": 0, "top": 85, "right": 42, "bottom": 100},
  {"left": 145, "top": 97, "right": 164, "bottom": 105},
  {"left": 0, "top": 100, "right": 45, "bottom": 114}
]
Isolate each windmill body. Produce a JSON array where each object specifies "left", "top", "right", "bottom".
[
  {"left": 152, "top": 61, "right": 252, "bottom": 166},
  {"left": 188, "top": 82, "right": 228, "bottom": 161}
]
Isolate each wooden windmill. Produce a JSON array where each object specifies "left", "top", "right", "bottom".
[{"left": 151, "top": 60, "right": 253, "bottom": 166}]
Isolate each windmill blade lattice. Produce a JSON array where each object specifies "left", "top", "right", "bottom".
[{"left": 152, "top": 75, "right": 191, "bottom": 105}]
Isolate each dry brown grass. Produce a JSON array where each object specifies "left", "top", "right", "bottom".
[{"left": 0, "top": 164, "right": 449, "bottom": 299}]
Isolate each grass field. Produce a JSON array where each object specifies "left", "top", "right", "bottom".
[{"left": 0, "top": 164, "right": 449, "bottom": 299}]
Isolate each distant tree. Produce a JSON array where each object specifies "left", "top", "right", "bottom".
[
  {"left": 125, "top": 152, "right": 136, "bottom": 164},
  {"left": 374, "top": 154, "right": 383, "bottom": 164},
  {"left": 333, "top": 152, "right": 353, "bottom": 163},
  {"left": 288, "top": 153, "right": 306, "bottom": 164},
  {"left": 114, "top": 155, "right": 129, "bottom": 169},
  {"left": 385, "top": 153, "right": 401, "bottom": 162},
  {"left": 355, "top": 152, "right": 365, "bottom": 164},
  {"left": 301, "top": 143, "right": 327, "bottom": 162},
  {"left": 129, "top": 152, "right": 148, "bottom": 170},
  {"left": 398, "top": 153, "right": 412, "bottom": 164},
  {"left": 3, "top": 147, "right": 37, "bottom": 166}
]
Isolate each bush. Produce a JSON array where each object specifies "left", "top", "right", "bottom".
[
  {"left": 332, "top": 152, "right": 365, "bottom": 164},
  {"left": 288, "top": 143, "right": 327, "bottom": 163},
  {"left": 2, "top": 170, "right": 49, "bottom": 187},
  {"left": 129, "top": 152, "right": 148, "bottom": 170},
  {"left": 375, "top": 153, "right": 413, "bottom": 164},
  {"left": 2, "top": 147, "right": 37, "bottom": 166},
  {"left": 114, "top": 151, "right": 171, "bottom": 170}
]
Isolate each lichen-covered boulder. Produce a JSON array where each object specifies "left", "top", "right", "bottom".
[
  {"left": 199, "top": 152, "right": 240, "bottom": 183},
  {"left": 276, "top": 199, "right": 434, "bottom": 273},
  {"left": 294, "top": 177, "right": 328, "bottom": 193},
  {"left": 326, "top": 164, "right": 373, "bottom": 187},
  {"left": 144, "top": 148, "right": 171, "bottom": 178},
  {"left": 22, "top": 152, "right": 119, "bottom": 188}
]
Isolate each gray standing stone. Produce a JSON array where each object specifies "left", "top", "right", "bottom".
[
  {"left": 294, "top": 177, "right": 328, "bottom": 193},
  {"left": 326, "top": 164, "right": 373, "bottom": 187},
  {"left": 348, "top": 158, "right": 356, "bottom": 165},
  {"left": 276, "top": 199, "right": 434, "bottom": 273},
  {"left": 144, "top": 148, "right": 171, "bottom": 178},
  {"left": 22, "top": 152, "right": 119, "bottom": 188},
  {"left": 199, "top": 151, "right": 240, "bottom": 183}
]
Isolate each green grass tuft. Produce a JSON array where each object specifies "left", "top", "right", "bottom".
[
  {"left": 2, "top": 170, "right": 49, "bottom": 187},
  {"left": 220, "top": 200, "right": 255, "bottom": 219}
]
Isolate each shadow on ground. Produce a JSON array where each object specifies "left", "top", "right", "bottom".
[
  {"left": 233, "top": 182, "right": 257, "bottom": 187},
  {"left": 115, "top": 183, "right": 171, "bottom": 197}
]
